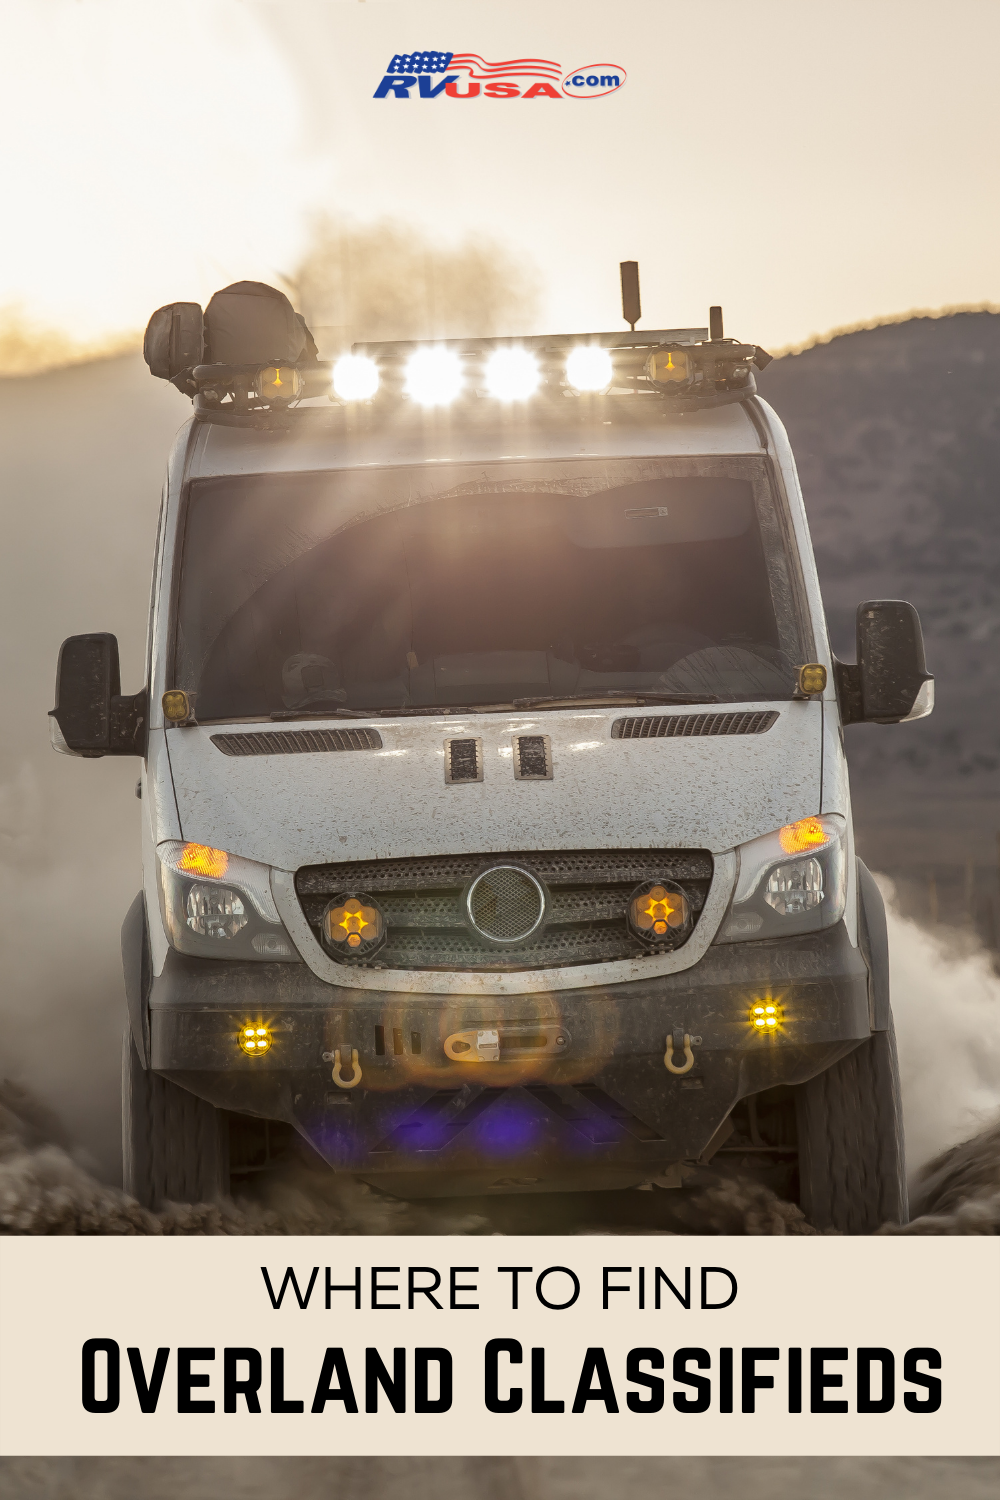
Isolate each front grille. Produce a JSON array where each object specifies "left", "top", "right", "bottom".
[
  {"left": 612, "top": 710, "right": 779, "bottom": 740},
  {"left": 211, "top": 727, "right": 383, "bottom": 755},
  {"left": 468, "top": 867, "right": 545, "bottom": 941},
  {"left": 296, "top": 848, "right": 713, "bottom": 972}
]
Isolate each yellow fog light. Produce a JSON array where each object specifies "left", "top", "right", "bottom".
[
  {"left": 258, "top": 365, "right": 302, "bottom": 401},
  {"left": 321, "top": 894, "right": 386, "bottom": 960},
  {"left": 239, "top": 1023, "right": 271, "bottom": 1055},
  {"left": 750, "top": 1001, "right": 782, "bottom": 1030},
  {"left": 627, "top": 879, "right": 692, "bottom": 948},
  {"left": 162, "top": 689, "right": 193, "bottom": 723},
  {"left": 797, "top": 662, "right": 828, "bottom": 696}
]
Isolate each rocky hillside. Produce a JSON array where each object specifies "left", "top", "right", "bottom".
[{"left": 758, "top": 312, "right": 1000, "bottom": 880}]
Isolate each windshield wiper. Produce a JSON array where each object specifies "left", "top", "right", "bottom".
[
  {"left": 271, "top": 707, "right": 372, "bottom": 720},
  {"left": 271, "top": 705, "right": 482, "bottom": 721},
  {"left": 271, "top": 693, "right": 719, "bottom": 720},
  {"left": 368, "top": 706, "right": 480, "bottom": 717},
  {"left": 510, "top": 692, "right": 720, "bottom": 709}
]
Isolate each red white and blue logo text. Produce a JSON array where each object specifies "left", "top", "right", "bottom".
[{"left": 373, "top": 52, "right": 626, "bottom": 99}]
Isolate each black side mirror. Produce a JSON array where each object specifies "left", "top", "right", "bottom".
[
  {"left": 49, "top": 633, "right": 147, "bottom": 757},
  {"left": 834, "top": 601, "right": 934, "bottom": 725}
]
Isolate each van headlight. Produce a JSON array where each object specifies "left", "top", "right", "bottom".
[
  {"left": 715, "top": 814, "right": 847, "bottom": 943},
  {"left": 157, "top": 841, "right": 300, "bottom": 961}
]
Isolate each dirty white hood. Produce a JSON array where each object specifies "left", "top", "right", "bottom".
[{"left": 164, "top": 702, "right": 823, "bottom": 871}]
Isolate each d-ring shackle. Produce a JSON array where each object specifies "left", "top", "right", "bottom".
[
  {"left": 664, "top": 1033, "right": 695, "bottom": 1075},
  {"left": 331, "top": 1046, "right": 363, "bottom": 1090}
]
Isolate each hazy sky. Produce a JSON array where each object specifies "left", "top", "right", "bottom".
[{"left": 4, "top": 0, "right": 1000, "bottom": 350}]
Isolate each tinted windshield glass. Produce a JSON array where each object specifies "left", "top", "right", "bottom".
[{"left": 175, "top": 457, "right": 807, "bottom": 719}]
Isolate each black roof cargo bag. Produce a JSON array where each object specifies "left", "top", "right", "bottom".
[
  {"left": 143, "top": 302, "right": 204, "bottom": 390},
  {"left": 203, "top": 281, "right": 307, "bottom": 365}
]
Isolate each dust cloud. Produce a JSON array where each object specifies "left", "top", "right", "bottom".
[
  {"left": 3, "top": 895, "right": 998, "bottom": 1237},
  {"left": 291, "top": 215, "right": 542, "bottom": 352},
  {"left": 884, "top": 881, "right": 1000, "bottom": 1174},
  {"left": 3, "top": 1456, "right": 998, "bottom": 1500},
  {"left": 0, "top": 218, "right": 542, "bottom": 1184},
  {"left": 0, "top": 305, "right": 138, "bottom": 376}
]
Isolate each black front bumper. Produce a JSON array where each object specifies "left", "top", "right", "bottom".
[{"left": 143, "top": 922, "right": 872, "bottom": 1195}]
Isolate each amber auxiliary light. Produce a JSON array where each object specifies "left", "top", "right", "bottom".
[
  {"left": 162, "top": 689, "right": 193, "bottom": 723},
  {"left": 797, "top": 663, "right": 828, "bottom": 696},
  {"left": 627, "top": 879, "right": 691, "bottom": 947},
  {"left": 239, "top": 1023, "right": 272, "bottom": 1055},
  {"left": 750, "top": 1001, "right": 783, "bottom": 1030},
  {"left": 321, "top": 894, "right": 386, "bottom": 958},
  {"left": 258, "top": 366, "right": 302, "bottom": 401},
  {"left": 645, "top": 348, "right": 691, "bottom": 385}
]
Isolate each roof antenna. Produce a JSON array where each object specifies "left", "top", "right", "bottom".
[
  {"left": 709, "top": 305, "right": 724, "bottom": 341},
  {"left": 620, "top": 262, "right": 641, "bottom": 331}
]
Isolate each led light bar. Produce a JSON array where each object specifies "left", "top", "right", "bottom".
[
  {"left": 332, "top": 354, "right": 379, "bottom": 402},
  {"left": 484, "top": 347, "right": 540, "bottom": 401}
]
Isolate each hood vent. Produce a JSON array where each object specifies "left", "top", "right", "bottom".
[
  {"left": 445, "top": 737, "right": 483, "bottom": 784},
  {"left": 612, "top": 710, "right": 779, "bottom": 740},
  {"left": 211, "top": 726, "right": 383, "bottom": 756},
  {"left": 513, "top": 734, "right": 553, "bottom": 780}
]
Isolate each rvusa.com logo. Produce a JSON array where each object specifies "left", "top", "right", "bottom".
[{"left": 374, "top": 52, "right": 626, "bottom": 100}]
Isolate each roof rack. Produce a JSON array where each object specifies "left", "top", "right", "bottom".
[
  {"left": 154, "top": 265, "right": 772, "bottom": 424},
  {"left": 351, "top": 328, "right": 707, "bottom": 356}
]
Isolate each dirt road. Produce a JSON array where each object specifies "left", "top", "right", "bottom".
[{"left": 2, "top": 1456, "right": 997, "bottom": 1500}]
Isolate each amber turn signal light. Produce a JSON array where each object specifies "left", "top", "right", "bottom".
[
  {"left": 178, "top": 842, "right": 230, "bottom": 879},
  {"left": 778, "top": 817, "right": 829, "bottom": 855}
]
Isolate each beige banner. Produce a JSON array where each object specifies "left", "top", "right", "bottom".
[{"left": 0, "top": 1236, "right": 997, "bottom": 1456}]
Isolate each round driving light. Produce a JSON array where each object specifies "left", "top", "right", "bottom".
[
  {"left": 404, "top": 347, "right": 463, "bottom": 406},
  {"left": 566, "top": 346, "right": 613, "bottom": 392},
  {"left": 239, "top": 1023, "right": 272, "bottom": 1054},
  {"left": 321, "top": 893, "right": 386, "bottom": 959},
  {"left": 332, "top": 354, "right": 379, "bottom": 402},
  {"left": 465, "top": 865, "right": 546, "bottom": 946},
  {"left": 627, "top": 879, "right": 692, "bottom": 949},
  {"left": 484, "top": 347, "right": 540, "bottom": 401}
]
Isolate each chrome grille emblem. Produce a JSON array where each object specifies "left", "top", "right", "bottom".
[{"left": 464, "top": 865, "right": 546, "bottom": 945}]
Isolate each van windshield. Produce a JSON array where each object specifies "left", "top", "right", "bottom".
[{"left": 174, "top": 456, "right": 809, "bottom": 720}]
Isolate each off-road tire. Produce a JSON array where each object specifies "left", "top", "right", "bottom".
[
  {"left": 796, "top": 1017, "right": 908, "bottom": 1232},
  {"left": 122, "top": 1027, "right": 229, "bottom": 1209}
]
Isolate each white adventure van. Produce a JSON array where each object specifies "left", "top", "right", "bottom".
[{"left": 50, "top": 279, "right": 933, "bottom": 1230}]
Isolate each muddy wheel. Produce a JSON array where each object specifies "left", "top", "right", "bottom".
[
  {"left": 796, "top": 1017, "right": 908, "bottom": 1232},
  {"left": 122, "top": 1027, "right": 229, "bottom": 1209}
]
